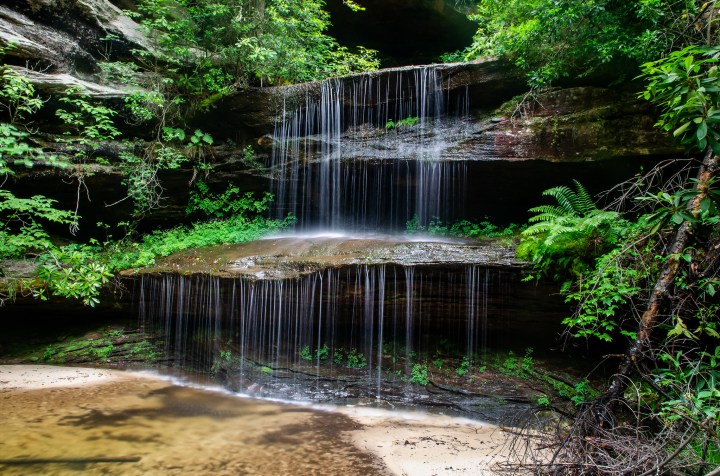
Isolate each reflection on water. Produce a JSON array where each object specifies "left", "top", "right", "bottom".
[{"left": 0, "top": 374, "right": 387, "bottom": 475}]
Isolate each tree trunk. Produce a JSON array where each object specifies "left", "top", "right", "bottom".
[{"left": 604, "top": 150, "right": 719, "bottom": 405}]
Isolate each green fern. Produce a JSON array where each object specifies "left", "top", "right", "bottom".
[{"left": 518, "top": 181, "right": 627, "bottom": 281}]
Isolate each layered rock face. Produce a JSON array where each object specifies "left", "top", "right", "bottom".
[
  {"left": 0, "top": 0, "right": 150, "bottom": 98},
  {"left": 1, "top": 0, "right": 681, "bottom": 230}
]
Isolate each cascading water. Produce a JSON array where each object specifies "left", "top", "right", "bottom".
[
  {"left": 136, "top": 263, "right": 514, "bottom": 399},
  {"left": 131, "top": 65, "right": 563, "bottom": 404},
  {"left": 270, "top": 66, "right": 471, "bottom": 230}
]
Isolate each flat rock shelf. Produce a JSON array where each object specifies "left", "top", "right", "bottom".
[{"left": 122, "top": 236, "right": 523, "bottom": 280}]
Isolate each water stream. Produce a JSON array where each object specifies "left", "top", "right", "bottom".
[
  {"left": 137, "top": 263, "right": 517, "bottom": 402},
  {"left": 270, "top": 66, "right": 471, "bottom": 230},
  {"left": 133, "top": 66, "right": 564, "bottom": 417}
]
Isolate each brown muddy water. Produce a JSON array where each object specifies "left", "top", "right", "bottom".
[{"left": 0, "top": 368, "right": 389, "bottom": 475}]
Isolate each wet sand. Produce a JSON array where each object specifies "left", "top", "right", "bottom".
[
  {"left": 345, "top": 408, "right": 508, "bottom": 475},
  {"left": 0, "top": 365, "right": 509, "bottom": 475}
]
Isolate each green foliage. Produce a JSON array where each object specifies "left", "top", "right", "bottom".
[
  {"left": 239, "top": 145, "right": 264, "bottom": 170},
  {"left": 640, "top": 45, "right": 720, "bottom": 156},
  {"left": 0, "top": 190, "right": 77, "bottom": 258},
  {"left": 98, "top": 61, "right": 142, "bottom": 86},
  {"left": 124, "top": 91, "right": 167, "bottom": 124},
  {"left": 563, "top": 247, "right": 645, "bottom": 341},
  {"left": 346, "top": 348, "right": 367, "bottom": 368},
  {"left": 456, "top": 356, "right": 470, "bottom": 376},
  {"left": 495, "top": 348, "right": 535, "bottom": 379},
  {"left": 342, "top": 0, "right": 365, "bottom": 12},
  {"left": 56, "top": 88, "right": 121, "bottom": 145},
  {"left": 299, "top": 345, "right": 312, "bottom": 361},
  {"left": 636, "top": 182, "right": 720, "bottom": 233},
  {"left": 517, "top": 181, "right": 626, "bottom": 281},
  {"left": 0, "top": 124, "right": 68, "bottom": 176},
  {"left": 187, "top": 182, "right": 275, "bottom": 218},
  {"left": 108, "top": 212, "right": 294, "bottom": 271},
  {"left": 134, "top": 0, "right": 379, "bottom": 87},
  {"left": 333, "top": 348, "right": 344, "bottom": 365},
  {"left": 410, "top": 362, "right": 430, "bottom": 386},
  {"left": 0, "top": 64, "right": 43, "bottom": 124},
  {"left": 35, "top": 245, "right": 113, "bottom": 307},
  {"left": 452, "top": 0, "right": 717, "bottom": 87},
  {"left": 406, "top": 215, "right": 521, "bottom": 240},
  {"left": 653, "top": 347, "right": 720, "bottom": 425},
  {"left": 0, "top": 67, "right": 67, "bottom": 176},
  {"left": 117, "top": 148, "right": 183, "bottom": 216},
  {"left": 316, "top": 343, "right": 329, "bottom": 360},
  {"left": 385, "top": 116, "right": 419, "bottom": 130}
]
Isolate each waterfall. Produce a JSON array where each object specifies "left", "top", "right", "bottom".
[
  {"left": 270, "top": 66, "right": 471, "bottom": 230},
  {"left": 136, "top": 264, "right": 510, "bottom": 398},
  {"left": 128, "top": 65, "right": 554, "bottom": 402}
]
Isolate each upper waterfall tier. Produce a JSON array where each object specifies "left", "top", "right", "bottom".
[
  {"left": 268, "top": 63, "right": 484, "bottom": 229},
  {"left": 220, "top": 59, "right": 525, "bottom": 134}
]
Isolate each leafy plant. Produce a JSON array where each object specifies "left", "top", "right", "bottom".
[
  {"left": 456, "top": 356, "right": 471, "bottom": 376},
  {"left": 346, "top": 348, "right": 367, "bottom": 368},
  {"left": 56, "top": 88, "right": 121, "bottom": 146},
  {"left": 654, "top": 347, "right": 720, "bottom": 425},
  {"left": 0, "top": 63, "right": 43, "bottom": 124},
  {"left": 186, "top": 182, "right": 275, "bottom": 219},
  {"left": 517, "top": 180, "right": 626, "bottom": 282},
  {"left": 35, "top": 245, "right": 113, "bottom": 307},
  {"left": 406, "top": 215, "right": 521, "bottom": 240},
  {"left": 640, "top": 45, "right": 720, "bottom": 156},
  {"left": 0, "top": 190, "right": 77, "bottom": 258},
  {"left": 333, "top": 348, "right": 344, "bottom": 365},
  {"left": 449, "top": 0, "right": 717, "bottom": 88},
  {"left": 410, "top": 362, "right": 430, "bottom": 385},
  {"left": 98, "top": 61, "right": 141, "bottom": 86},
  {"left": 134, "top": 0, "right": 379, "bottom": 87},
  {"left": 299, "top": 345, "right": 312, "bottom": 361},
  {"left": 316, "top": 343, "right": 329, "bottom": 360},
  {"left": 386, "top": 116, "right": 419, "bottom": 130}
]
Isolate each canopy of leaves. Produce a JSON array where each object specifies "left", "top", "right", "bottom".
[
  {"left": 450, "top": 0, "right": 719, "bottom": 87},
  {"left": 641, "top": 45, "right": 720, "bottom": 156},
  {"left": 134, "top": 0, "right": 379, "bottom": 88}
]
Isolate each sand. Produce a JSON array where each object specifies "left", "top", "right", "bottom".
[
  {"left": 0, "top": 365, "right": 141, "bottom": 390},
  {"left": 0, "top": 365, "right": 511, "bottom": 475},
  {"left": 343, "top": 408, "right": 509, "bottom": 475}
]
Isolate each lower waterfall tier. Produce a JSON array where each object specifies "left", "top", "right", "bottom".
[{"left": 126, "top": 236, "right": 567, "bottom": 403}]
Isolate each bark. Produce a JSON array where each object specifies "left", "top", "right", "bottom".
[{"left": 604, "top": 150, "right": 720, "bottom": 405}]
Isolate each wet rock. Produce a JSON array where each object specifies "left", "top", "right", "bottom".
[
  {"left": 485, "top": 87, "right": 681, "bottom": 162},
  {"left": 208, "top": 59, "right": 527, "bottom": 137},
  {"left": 122, "top": 236, "right": 524, "bottom": 279}
]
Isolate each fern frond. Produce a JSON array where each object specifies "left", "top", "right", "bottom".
[
  {"left": 572, "top": 180, "right": 597, "bottom": 215},
  {"left": 542, "top": 185, "right": 578, "bottom": 215}
]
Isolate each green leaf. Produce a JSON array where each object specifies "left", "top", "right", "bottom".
[
  {"left": 697, "top": 120, "right": 708, "bottom": 140},
  {"left": 673, "top": 121, "right": 692, "bottom": 137}
]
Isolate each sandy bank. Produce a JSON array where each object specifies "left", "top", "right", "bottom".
[
  {"left": 344, "top": 408, "right": 509, "bottom": 475},
  {"left": 0, "top": 365, "right": 144, "bottom": 390},
  {"left": 0, "top": 365, "right": 511, "bottom": 475}
]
